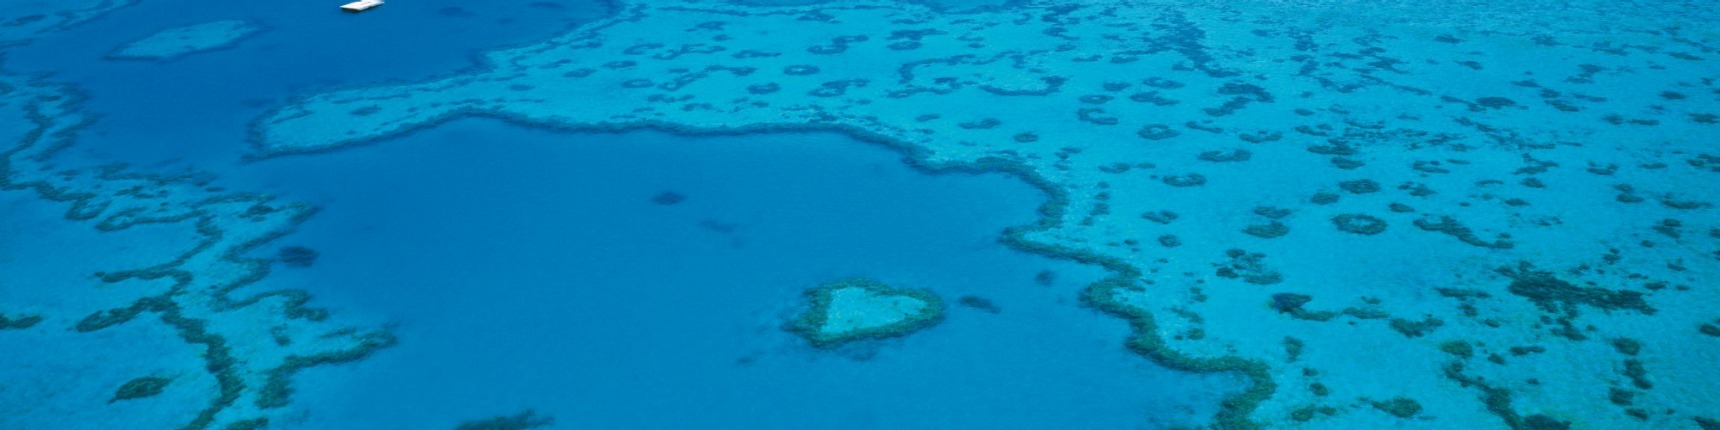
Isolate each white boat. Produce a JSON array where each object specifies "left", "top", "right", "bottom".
[{"left": 340, "top": 0, "right": 383, "bottom": 12}]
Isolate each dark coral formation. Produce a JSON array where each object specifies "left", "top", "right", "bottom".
[
  {"left": 958, "top": 118, "right": 1001, "bottom": 129},
  {"left": 1609, "top": 387, "right": 1636, "bottom": 406},
  {"left": 111, "top": 376, "right": 171, "bottom": 403},
  {"left": 1439, "top": 341, "right": 1475, "bottom": 359},
  {"left": 1033, "top": 270, "right": 1057, "bottom": 286},
  {"left": 1215, "top": 249, "right": 1282, "bottom": 285},
  {"left": 1269, "top": 293, "right": 1338, "bottom": 321},
  {"left": 650, "top": 190, "right": 686, "bottom": 205},
  {"left": 455, "top": 410, "right": 555, "bottom": 430},
  {"left": 1198, "top": 149, "right": 1251, "bottom": 162},
  {"left": 1621, "top": 359, "right": 1653, "bottom": 390},
  {"left": 1282, "top": 337, "right": 1304, "bottom": 362},
  {"left": 77, "top": 297, "right": 163, "bottom": 333},
  {"left": 1238, "top": 130, "right": 1282, "bottom": 143},
  {"left": 1162, "top": 173, "right": 1207, "bottom": 187},
  {"left": 1128, "top": 91, "right": 1179, "bottom": 106},
  {"left": 1696, "top": 417, "right": 1720, "bottom": 430},
  {"left": 276, "top": 246, "right": 320, "bottom": 268},
  {"left": 1290, "top": 405, "right": 1338, "bottom": 422},
  {"left": 1331, "top": 213, "right": 1388, "bottom": 235},
  {"left": 1269, "top": 293, "right": 1313, "bottom": 314},
  {"left": 1476, "top": 96, "right": 1518, "bottom": 109},
  {"left": 1415, "top": 216, "right": 1514, "bottom": 249},
  {"left": 1141, "top": 210, "right": 1179, "bottom": 224},
  {"left": 1338, "top": 179, "right": 1381, "bottom": 194},
  {"left": 257, "top": 330, "right": 397, "bottom": 409},
  {"left": 1371, "top": 397, "right": 1424, "bottom": 418},
  {"left": 1252, "top": 206, "right": 1291, "bottom": 219},
  {"left": 1157, "top": 234, "right": 1182, "bottom": 248},
  {"left": 1499, "top": 263, "right": 1654, "bottom": 316},
  {"left": 1136, "top": 124, "right": 1179, "bottom": 140},
  {"left": 0, "top": 312, "right": 44, "bottom": 330},
  {"left": 1082, "top": 279, "right": 1276, "bottom": 430},
  {"left": 1444, "top": 361, "right": 1575, "bottom": 430},
  {"left": 956, "top": 295, "right": 1001, "bottom": 314},
  {"left": 1243, "top": 221, "right": 1289, "bottom": 239},
  {"left": 1652, "top": 219, "right": 1682, "bottom": 239},
  {"left": 1437, "top": 288, "right": 1493, "bottom": 318},
  {"left": 1612, "top": 338, "right": 1643, "bottom": 356},
  {"left": 1267, "top": 293, "right": 1391, "bottom": 322},
  {"left": 745, "top": 82, "right": 780, "bottom": 94},
  {"left": 1389, "top": 316, "right": 1444, "bottom": 338},
  {"left": 781, "top": 65, "right": 820, "bottom": 76}
]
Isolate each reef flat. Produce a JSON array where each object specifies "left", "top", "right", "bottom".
[
  {"left": 0, "top": 4, "right": 392, "bottom": 429},
  {"left": 253, "top": 0, "right": 1720, "bottom": 428},
  {"left": 108, "top": 20, "right": 263, "bottom": 61},
  {"left": 789, "top": 278, "right": 945, "bottom": 348}
]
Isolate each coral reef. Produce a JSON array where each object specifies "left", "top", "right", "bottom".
[
  {"left": 0, "top": 313, "right": 44, "bottom": 330},
  {"left": 107, "top": 20, "right": 263, "bottom": 61},
  {"left": 1215, "top": 249, "right": 1282, "bottom": 285},
  {"left": 110, "top": 376, "right": 172, "bottom": 403},
  {"left": 1371, "top": 397, "right": 1423, "bottom": 418},
  {"left": 1388, "top": 316, "right": 1444, "bottom": 338},
  {"left": 787, "top": 278, "right": 945, "bottom": 348},
  {"left": 276, "top": 246, "right": 320, "bottom": 268},
  {"left": 1243, "top": 221, "right": 1290, "bottom": 239},
  {"left": 1499, "top": 263, "right": 1654, "bottom": 315},
  {"left": 454, "top": 410, "right": 555, "bottom": 430},
  {"left": 1331, "top": 214, "right": 1388, "bottom": 235},
  {"left": 650, "top": 190, "right": 686, "bottom": 205},
  {"left": 956, "top": 295, "right": 1001, "bottom": 314}
]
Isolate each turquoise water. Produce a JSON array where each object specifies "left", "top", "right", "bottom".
[{"left": 2, "top": 0, "right": 1717, "bottom": 429}]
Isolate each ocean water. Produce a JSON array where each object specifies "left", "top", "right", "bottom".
[
  {"left": 1, "top": 0, "right": 1717, "bottom": 429},
  {"left": 229, "top": 122, "right": 1236, "bottom": 429},
  {"left": 4, "top": 0, "right": 607, "bottom": 167}
]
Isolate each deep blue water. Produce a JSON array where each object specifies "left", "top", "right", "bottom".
[{"left": 230, "top": 121, "right": 1235, "bottom": 429}]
